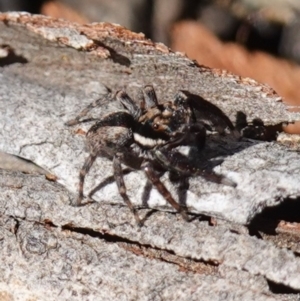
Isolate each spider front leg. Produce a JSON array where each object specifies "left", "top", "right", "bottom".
[{"left": 142, "top": 161, "right": 189, "bottom": 221}]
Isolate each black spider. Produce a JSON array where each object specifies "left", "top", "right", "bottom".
[{"left": 66, "top": 85, "right": 237, "bottom": 225}]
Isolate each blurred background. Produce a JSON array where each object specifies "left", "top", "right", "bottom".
[{"left": 1, "top": 0, "right": 300, "bottom": 132}]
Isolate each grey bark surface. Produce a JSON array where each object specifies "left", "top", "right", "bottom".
[{"left": 1, "top": 12, "right": 300, "bottom": 300}]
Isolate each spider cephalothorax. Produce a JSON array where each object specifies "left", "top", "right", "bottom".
[{"left": 66, "top": 85, "right": 237, "bottom": 225}]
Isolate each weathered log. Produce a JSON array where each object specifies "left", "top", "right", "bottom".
[{"left": 1, "top": 12, "right": 300, "bottom": 300}]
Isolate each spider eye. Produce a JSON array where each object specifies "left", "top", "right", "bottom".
[{"left": 152, "top": 123, "right": 159, "bottom": 130}]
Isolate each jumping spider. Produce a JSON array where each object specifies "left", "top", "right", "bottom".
[{"left": 66, "top": 85, "right": 237, "bottom": 226}]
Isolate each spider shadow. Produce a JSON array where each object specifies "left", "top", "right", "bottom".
[
  {"left": 196, "top": 110, "right": 283, "bottom": 164},
  {"left": 88, "top": 168, "right": 132, "bottom": 198},
  {"left": 140, "top": 172, "right": 191, "bottom": 209},
  {"left": 87, "top": 110, "right": 283, "bottom": 218},
  {"left": 0, "top": 45, "right": 28, "bottom": 67},
  {"left": 235, "top": 111, "right": 282, "bottom": 142},
  {"left": 159, "top": 110, "right": 284, "bottom": 211}
]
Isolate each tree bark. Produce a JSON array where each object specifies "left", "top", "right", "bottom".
[{"left": 0, "top": 12, "right": 300, "bottom": 300}]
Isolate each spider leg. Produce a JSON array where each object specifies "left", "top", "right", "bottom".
[
  {"left": 113, "top": 153, "right": 142, "bottom": 226},
  {"left": 75, "top": 153, "right": 97, "bottom": 206},
  {"left": 142, "top": 161, "right": 189, "bottom": 221},
  {"left": 65, "top": 90, "right": 112, "bottom": 126},
  {"left": 169, "top": 172, "right": 189, "bottom": 208}
]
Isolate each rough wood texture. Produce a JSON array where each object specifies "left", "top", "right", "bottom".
[{"left": 1, "top": 12, "right": 300, "bottom": 300}]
